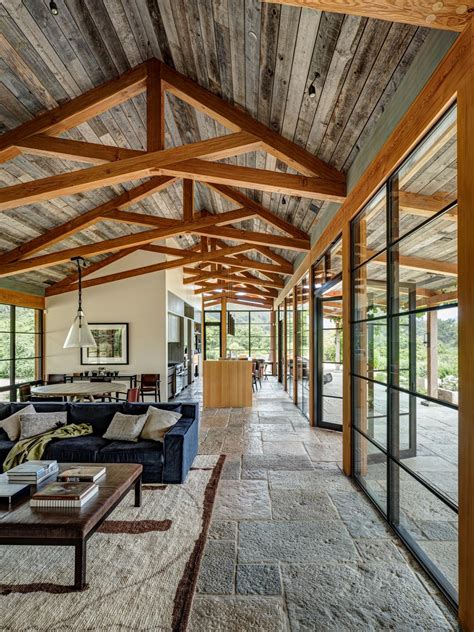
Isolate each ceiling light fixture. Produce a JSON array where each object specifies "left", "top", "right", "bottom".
[
  {"left": 63, "top": 257, "right": 96, "bottom": 348},
  {"left": 308, "top": 72, "right": 320, "bottom": 99},
  {"left": 49, "top": 1, "right": 59, "bottom": 15}
]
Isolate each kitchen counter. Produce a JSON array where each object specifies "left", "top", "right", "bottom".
[{"left": 203, "top": 360, "right": 253, "bottom": 408}]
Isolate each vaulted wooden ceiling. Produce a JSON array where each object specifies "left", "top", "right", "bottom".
[{"left": 0, "top": 0, "right": 431, "bottom": 301}]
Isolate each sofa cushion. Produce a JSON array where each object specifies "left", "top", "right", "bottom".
[
  {"left": 19, "top": 411, "right": 67, "bottom": 440},
  {"left": 68, "top": 403, "right": 126, "bottom": 435},
  {"left": 99, "top": 439, "right": 163, "bottom": 466},
  {"left": 141, "top": 407, "right": 182, "bottom": 442},
  {"left": 0, "top": 404, "right": 36, "bottom": 441},
  {"left": 103, "top": 412, "right": 148, "bottom": 443},
  {"left": 44, "top": 435, "right": 109, "bottom": 463},
  {"left": 0, "top": 439, "right": 15, "bottom": 464},
  {"left": 123, "top": 402, "right": 183, "bottom": 416}
]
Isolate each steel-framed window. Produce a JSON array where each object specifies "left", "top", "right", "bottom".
[
  {"left": 0, "top": 303, "right": 44, "bottom": 402},
  {"left": 350, "top": 105, "right": 458, "bottom": 607}
]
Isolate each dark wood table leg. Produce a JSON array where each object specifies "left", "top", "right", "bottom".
[
  {"left": 134, "top": 475, "right": 142, "bottom": 507},
  {"left": 74, "top": 540, "right": 87, "bottom": 590}
]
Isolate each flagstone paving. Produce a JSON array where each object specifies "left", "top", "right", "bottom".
[{"left": 177, "top": 379, "right": 457, "bottom": 631}]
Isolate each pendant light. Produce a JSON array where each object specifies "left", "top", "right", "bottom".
[{"left": 63, "top": 256, "right": 96, "bottom": 348}]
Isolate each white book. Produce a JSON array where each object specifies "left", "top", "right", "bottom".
[{"left": 30, "top": 485, "right": 99, "bottom": 508}]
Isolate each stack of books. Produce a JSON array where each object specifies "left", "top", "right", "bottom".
[
  {"left": 0, "top": 473, "right": 30, "bottom": 507},
  {"left": 30, "top": 481, "right": 99, "bottom": 508},
  {"left": 57, "top": 466, "right": 106, "bottom": 483},
  {"left": 7, "top": 461, "right": 58, "bottom": 485}
]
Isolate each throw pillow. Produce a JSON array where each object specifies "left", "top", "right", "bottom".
[
  {"left": 19, "top": 412, "right": 68, "bottom": 440},
  {"left": 0, "top": 404, "right": 36, "bottom": 441},
  {"left": 140, "top": 407, "right": 182, "bottom": 442},
  {"left": 103, "top": 412, "right": 148, "bottom": 442}
]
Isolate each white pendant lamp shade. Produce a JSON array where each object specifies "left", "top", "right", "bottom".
[
  {"left": 63, "top": 256, "right": 97, "bottom": 349},
  {"left": 63, "top": 310, "right": 96, "bottom": 348}
]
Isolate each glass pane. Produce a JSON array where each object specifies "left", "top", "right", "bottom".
[
  {"left": 15, "top": 358, "right": 36, "bottom": 384},
  {"left": 352, "top": 188, "right": 386, "bottom": 268},
  {"left": 0, "top": 332, "right": 11, "bottom": 360},
  {"left": 394, "top": 463, "right": 458, "bottom": 592},
  {"left": 313, "top": 258, "right": 325, "bottom": 290},
  {"left": 250, "top": 312, "right": 271, "bottom": 325},
  {"left": 327, "top": 237, "right": 343, "bottom": 279},
  {"left": 353, "top": 376, "right": 387, "bottom": 448},
  {"left": 15, "top": 333, "right": 37, "bottom": 359},
  {"left": 0, "top": 304, "right": 11, "bottom": 332},
  {"left": 354, "top": 430, "right": 387, "bottom": 513},
  {"left": 205, "top": 311, "right": 221, "bottom": 323},
  {"left": 392, "top": 210, "right": 457, "bottom": 314},
  {"left": 15, "top": 307, "right": 36, "bottom": 333},
  {"left": 392, "top": 105, "right": 457, "bottom": 242},
  {"left": 0, "top": 389, "right": 11, "bottom": 402},
  {"left": 0, "top": 360, "right": 11, "bottom": 391},
  {"left": 353, "top": 320, "right": 387, "bottom": 384},
  {"left": 322, "top": 395, "right": 342, "bottom": 425},
  {"left": 205, "top": 325, "right": 220, "bottom": 359},
  {"left": 353, "top": 260, "right": 387, "bottom": 321},
  {"left": 394, "top": 390, "right": 458, "bottom": 504},
  {"left": 286, "top": 296, "right": 293, "bottom": 395},
  {"left": 394, "top": 308, "right": 458, "bottom": 398}
]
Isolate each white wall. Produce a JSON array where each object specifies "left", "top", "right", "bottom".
[
  {"left": 165, "top": 239, "right": 201, "bottom": 309},
  {"left": 45, "top": 250, "right": 170, "bottom": 400}
]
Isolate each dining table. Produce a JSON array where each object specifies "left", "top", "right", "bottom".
[{"left": 31, "top": 381, "right": 128, "bottom": 402}]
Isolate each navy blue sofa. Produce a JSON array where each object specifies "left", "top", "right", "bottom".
[{"left": 0, "top": 401, "right": 200, "bottom": 484}]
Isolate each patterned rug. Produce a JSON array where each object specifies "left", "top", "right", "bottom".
[{"left": 0, "top": 455, "right": 225, "bottom": 631}]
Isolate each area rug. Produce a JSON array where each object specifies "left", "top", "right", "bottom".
[{"left": 0, "top": 454, "right": 225, "bottom": 631}]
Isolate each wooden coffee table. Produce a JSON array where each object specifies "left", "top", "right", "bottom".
[{"left": 0, "top": 463, "right": 142, "bottom": 590}]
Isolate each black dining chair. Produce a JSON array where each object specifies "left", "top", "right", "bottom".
[
  {"left": 139, "top": 374, "right": 161, "bottom": 402},
  {"left": 47, "top": 373, "right": 66, "bottom": 385}
]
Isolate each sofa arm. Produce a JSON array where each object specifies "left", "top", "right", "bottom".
[{"left": 162, "top": 406, "right": 200, "bottom": 483}]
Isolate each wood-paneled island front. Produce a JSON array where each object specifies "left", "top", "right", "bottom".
[{"left": 203, "top": 360, "right": 253, "bottom": 408}]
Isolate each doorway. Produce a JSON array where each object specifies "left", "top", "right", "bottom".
[{"left": 315, "top": 279, "right": 343, "bottom": 431}]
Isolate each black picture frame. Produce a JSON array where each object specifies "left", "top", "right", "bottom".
[{"left": 80, "top": 323, "right": 129, "bottom": 365}]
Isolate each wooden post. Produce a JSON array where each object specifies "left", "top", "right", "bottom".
[
  {"left": 270, "top": 309, "right": 276, "bottom": 376},
  {"left": 221, "top": 297, "right": 227, "bottom": 358},
  {"left": 146, "top": 59, "right": 164, "bottom": 151},
  {"left": 283, "top": 297, "right": 288, "bottom": 392},
  {"left": 427, "top": 310, "right": 438, "bottom": 398},
  {"left": 293, "top": 285, "right": 298, "bottom": 404},
  {"left": 183, "top": 179, "right": 194, "bottom": 222},
  {"left": 309, "top": 264, "right": 315, "bottom": 426},
  {"left": 458, "top": 18, "right": 473, "bottom": 631},
  {"left": 342, "top": 222, "right": 352, "bottom": 475}
]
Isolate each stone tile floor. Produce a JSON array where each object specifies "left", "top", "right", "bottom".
[{"left": 176, "top": 378, "right": 457, "bottom": 631}]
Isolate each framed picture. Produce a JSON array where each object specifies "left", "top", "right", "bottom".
[{"left": 80, "top": 323, "right": 129, "bottom": 365}]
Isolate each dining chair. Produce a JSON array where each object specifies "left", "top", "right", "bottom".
[
  {"left": 47, "top": 373, "right": 66, "bottom": 384},
  {"left": 140, "top": 374, "right": 161, "bottom": 402},
  {"left": 18, "top": 384, "right": 31, "bottom": 402},
  {"left": 115, "top": 387, "right": 139, "bottom": 403}
]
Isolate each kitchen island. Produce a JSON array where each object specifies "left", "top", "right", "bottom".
[{"left": 203, "top": 359, "right": 253, "bottom": 408}]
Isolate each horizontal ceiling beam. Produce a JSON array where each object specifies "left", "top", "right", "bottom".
[
  {"left": 0, "top": 62, "right": 148, "bottom": 164},
  {"left": 367, "top": 250, "right": 457, "bottom": 276},
  {"left": 0, "top": 211, "right": 257, "bottom": 278},
  {"left": 16, "top": 135, "right": 144, "bottom": 165},
  {"left": 160, "top": 62, "right": 345, "bottom": 182},
  {"left": 190, "top": 225, "right": 309, "bottom": 252},
  {"left": 208, "top": 183, "right": 308, "bottom": 240},
  {"left": 157, "top": 159, "right": 345, "bottom": 201},
  {"left": 184, "top": 270, "right": 285, "bottom": 289},
  {"left": 260, "top": 0, "right": 472, "bottom": 31},
  {"left": 0, "top": 131, "right": 261, "bottom": 211}
]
